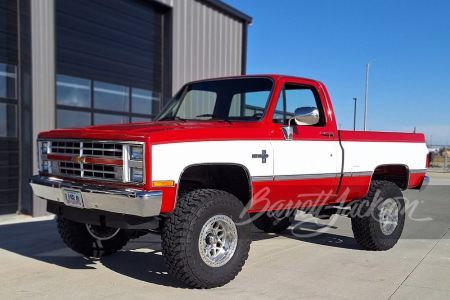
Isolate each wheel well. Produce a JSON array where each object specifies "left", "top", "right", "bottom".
[
  {"left": 177, "top": 164, "right": 252, "bottom": 207},
  {"left": 372, "top": 165, "right": 409, "bottom": 190}
]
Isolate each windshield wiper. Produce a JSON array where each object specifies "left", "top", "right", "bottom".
[
  {"left": 195, "top": 114, "right": 232, "bottom": 124},
  {"left": 158, "top": 116, "right": 187, "bottom": 122}
]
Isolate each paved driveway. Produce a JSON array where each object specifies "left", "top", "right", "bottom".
[{"left": 0, "top": 172, "right": 449, "bottom": 299}]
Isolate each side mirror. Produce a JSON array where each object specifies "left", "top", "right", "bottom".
[
  {"left": 281, "top": 107, "right": 319, "bottom": 141},
  {"left": 293, "top": 107, "right": 320, "bottom": 126}
]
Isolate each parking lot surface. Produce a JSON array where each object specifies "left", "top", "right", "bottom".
[{"left": 1, "top": 172, "right": 449, "bottom": 299}]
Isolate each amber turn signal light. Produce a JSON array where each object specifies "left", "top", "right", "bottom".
[{"left": 152, "top": 180, "right": 175, "bottom": 187}]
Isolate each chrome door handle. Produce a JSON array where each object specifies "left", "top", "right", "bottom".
[{"left": 320, "top": 132, "right": 334, "bottom": 138}]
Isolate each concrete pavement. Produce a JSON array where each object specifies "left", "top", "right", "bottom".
[{"left": 0, "top": 172, "right": 449, "bottom": 299}]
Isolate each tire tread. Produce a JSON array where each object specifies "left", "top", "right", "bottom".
[
  {"left": 351, "top": 180, "right": 404, "bottom": 251},
  {"left": 162, "top": 189, "right": 251, "bottom": 288}
]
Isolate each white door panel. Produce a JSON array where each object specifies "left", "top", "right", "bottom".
[
  {"left": 152, "top": 141, "right": 274, "bottom": 182},
  {"left": 271, "top": 140, "right": 340, "bottom": 176}
]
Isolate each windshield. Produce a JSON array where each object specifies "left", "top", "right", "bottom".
[{"left": 155, "top": 77, "right": 274, "bottom": 122}]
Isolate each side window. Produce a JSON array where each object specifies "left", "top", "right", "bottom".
[{"left": 272, "top": 84, "right": 325, "bottom": 126}]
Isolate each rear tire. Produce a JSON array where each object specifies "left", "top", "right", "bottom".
[
  {"left": 162, "top": 189, "right": 251, "bottom": 288},
  {"left": 251, "top": 209, "right": 297, "bottom": 233},
  {"left": 56, "top": 216, "right": 130, "bottom": 257},
  {"left": 350, "top": 180, "right": 405, "bottom": 251}
]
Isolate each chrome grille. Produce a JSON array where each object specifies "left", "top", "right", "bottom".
[
  {"left": 39, "top": 139, "right": 144, "bottom": 184},
  {"left": 50, "top": 161, "right": 123, "bottom": 180},
  {"left": 45, "top": 140, "right": 125, "bottom": 182},
  {"left": 83, "top": 163, "right": 123, "bottom": 180},
  {"left": 50, "top": 141, "right": 81, "bottom": 154},
  {"left": 82, "top": 142, "right": 123, "bottom": 158},
  {"left": 55, "top": 162, "right": 81, "bottom": 176},
  {"left": 50, "top": 141, "right": 123, "bottom": 159}
]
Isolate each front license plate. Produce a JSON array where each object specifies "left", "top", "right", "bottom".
[{"left": 63, "top": 190, "right": 84, "bottom": 209}]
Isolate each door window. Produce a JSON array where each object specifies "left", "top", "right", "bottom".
[{"left": 272, "top": 84, "right": 325, "bottom": 126}]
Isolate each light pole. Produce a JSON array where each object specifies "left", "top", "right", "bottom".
[
  {"left": 364, "top": 60, "right": 375, "bottom": 131},
  {"left": 445, "top": 142, "right": 448, "bottom": 172},
  {"left": 353, "top": 98, "right": 357, "bottom": 131}
]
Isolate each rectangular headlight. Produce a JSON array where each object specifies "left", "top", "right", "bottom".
[
  {"left": 42, "top": 142, "right": 48, "bottom": 154},
  {"left": 130, "top": 145, "right": 143, "bottom": 160},
  {"left": 124, "top": 143, "right": 144, "bottom": 183},
  {"left": 130, "top": 168, "right": 143, "bottom": 182},
  {"left": 43, "top": 160, "right": 49, "bottom": 172}
]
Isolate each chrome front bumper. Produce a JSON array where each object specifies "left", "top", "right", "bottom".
[{"left": 29, "top": 175, "right": 162, "bottom": 217}]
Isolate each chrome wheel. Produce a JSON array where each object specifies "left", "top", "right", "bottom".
[
  {"left": 378, "top": 198, "right": 399, "bottom": 235},
  {"left": 86, "top": 224, "right": 120, "bottom": 241},
  {"left": 198, "top": 215, "right": 238, "bottom": 267}
]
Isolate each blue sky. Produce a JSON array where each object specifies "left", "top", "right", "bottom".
[{"left": 223, "top": 0, "right": 450, "bottom": 145}]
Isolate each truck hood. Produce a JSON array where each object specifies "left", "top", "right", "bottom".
[{"left": 38, "top": 121, "right": 240, "bottom": 141}]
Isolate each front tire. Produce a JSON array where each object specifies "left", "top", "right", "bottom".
[
  {"left": 56, "top": 216, "right": 130, "bottom": 257},
  {"left": 162, "top": 189, "right": 251, "bottom": 288},
  {"left": 350, "top": 180, "right": 405, "bottom": 251}
]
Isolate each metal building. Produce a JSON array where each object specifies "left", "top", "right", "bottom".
[{"left": 0, "top": 0, "right": 252, "bottom": 216}]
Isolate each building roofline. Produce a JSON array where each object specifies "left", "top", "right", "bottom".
[{"left": 203, "top": 0, "right": 253, "bottom": 24}]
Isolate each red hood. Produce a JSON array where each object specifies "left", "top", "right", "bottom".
[{"left": 38, "top": 121, "right": 258, "bottom": 142}]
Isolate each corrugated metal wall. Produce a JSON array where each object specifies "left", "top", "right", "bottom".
[
  {"left": 31, "top": 0, "right": 55, "bottom": 216},
  {"left": 157, "top": 0, "right": 244, "bottom": 93}
]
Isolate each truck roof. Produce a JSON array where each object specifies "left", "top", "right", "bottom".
[{"left": 185, "top": 74, "right": 321, "bottom": 85}]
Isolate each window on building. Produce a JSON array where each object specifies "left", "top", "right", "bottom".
[
  {"left": 132, "top": 116, "right": 153, "bottom": 123},
  {"left": 132, "top": 88, "right": 160, "bottom": 115},
  {"left": 56, "top": 109, "right": 91, "bottom": 129},
  {"left": 0, "top": 103, "right": 17, "bottom": 137},
  {"left": 94, "top": 81, "right": 129, "bottom": 113},
  {"left": 0, "top": 63, "right": 17, "bottom": 138},
  {"left": 94, "top": 113, "right": 129, "bottom": 126},
  {"left": 0, "top": 63, "right": 17, "bottom": 100},
  {"left": 56, "top": 74, "right": 90, "bottom": 107},
  {"left": 56, "top": 74, "right": 162, "bottom": 129}
]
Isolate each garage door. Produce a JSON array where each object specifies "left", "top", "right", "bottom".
[
  {"left": 0, "top": 0, "right": 19, "bottom": 215},
  {"left": 55, "top": 0, "right": 165, "bottom": 127}
]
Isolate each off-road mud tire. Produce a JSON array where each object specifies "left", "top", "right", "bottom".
[
  {"left": 162, "top": 189, "right": 251, "bottom": 288},
  {"left": 351, "top": 180, "right": 405, "bottom": 251},
  {"left": 57, "top": 216, "right": 130, "bottom": 257}
]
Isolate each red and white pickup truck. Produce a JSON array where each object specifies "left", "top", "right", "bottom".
[{"left": 30, "top": 75, "right": 429, "bottom": 288}]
